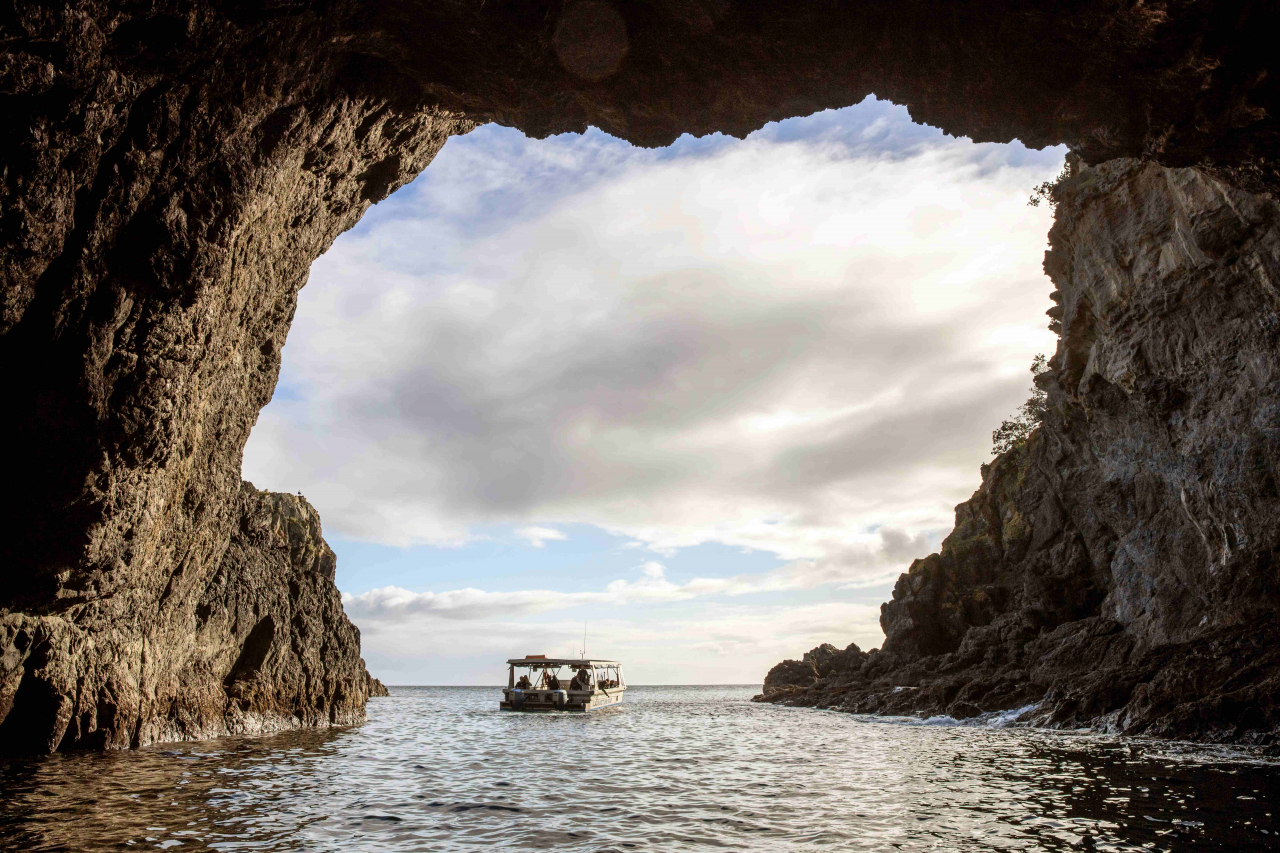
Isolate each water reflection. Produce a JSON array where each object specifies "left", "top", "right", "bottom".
[
  {"left": 1, "top": 687, "right": 1275, "bottom": 851},
  {"left": 0, "top": 728, "right": 345, "bottom": 851}
]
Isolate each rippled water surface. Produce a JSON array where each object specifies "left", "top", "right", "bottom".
[{"left": 2, "top": 686, "right": 1278, "bottom": 851}]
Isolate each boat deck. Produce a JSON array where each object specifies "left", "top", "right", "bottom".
[{"left": 500, "top": 657, "right": 626, "bottom": 712}]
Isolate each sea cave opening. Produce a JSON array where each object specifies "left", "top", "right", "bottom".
[{"left": 240, "top": 97, "right": 1066, "bottom": 686}]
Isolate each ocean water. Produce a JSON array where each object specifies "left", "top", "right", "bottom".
[{"left": 1, "top": 686, "right": 1277, "bottom": 851}]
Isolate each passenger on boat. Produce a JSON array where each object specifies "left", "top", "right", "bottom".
[
  {"left": 546, "top": 672, "right": 562, "bottom": 690},
  {"left": 570, "top": 668, "right": 591, "bottom": 690},
  {"left": 515, "top": 674, "right": 532, "bottom": 690}
]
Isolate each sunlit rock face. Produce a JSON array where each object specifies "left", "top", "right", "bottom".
[
  {"left": 761, "top": 160, "right": 1280, "bottom": 745},
  {"left": 1, "top": 0, "right": 1277, "bottom": 751}
]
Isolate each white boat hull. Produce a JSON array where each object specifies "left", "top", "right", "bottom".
[{"left": 500, "top": 687, "right": 625, "bottom": 712}]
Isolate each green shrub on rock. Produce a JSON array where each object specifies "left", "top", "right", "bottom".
[{"left": 992, "top": 354, "right": 1049, "bottom": 455}]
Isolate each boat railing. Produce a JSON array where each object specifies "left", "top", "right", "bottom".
[{"left": 506, "top": 683, "right": 623, "bottom": 696}]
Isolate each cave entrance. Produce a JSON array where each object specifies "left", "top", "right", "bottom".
[
  {"left": 5, "top": 0, "right": 1273, "bottom": 752},
  {"left": 241, "top": 98, "right": 1063, "bottom": 685}
]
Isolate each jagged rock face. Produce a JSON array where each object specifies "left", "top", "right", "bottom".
[
  {"left": 2, "top": 1, "right": 1279, "bottom": 751},
  {"left": 2, "top": 1, "right": 472, "bottom": 613},
  {"left": 0, "top": 484, "right": 370, "bottom": 752},
  {"left": 193, "top": 485, "right": 371, "bottom": 736},
  {"left": 761, "top": 643, "right": 865, "bottom": 693},
  {"left": 760, "top": 160, "right": 1280, "bottom": 745}
]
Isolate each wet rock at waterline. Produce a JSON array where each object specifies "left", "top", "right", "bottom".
[
  {"left": 3, "top": 0, "right": 1279, "bottom": 752},
  {"left": 759, "top": 160, "right": 1280, "bottom": 746}
]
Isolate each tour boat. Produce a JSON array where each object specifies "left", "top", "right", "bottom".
[{"left": 500, "top": 656, "right": 626, "bottom": 712}]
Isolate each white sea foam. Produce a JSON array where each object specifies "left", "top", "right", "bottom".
[{"left": 980, "top": 702, "right": 1042, "bottom": 728}]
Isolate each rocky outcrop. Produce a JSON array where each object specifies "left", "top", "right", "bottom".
[
  {"left": 3, "top": 1, "right": 1278, "bottom": 751},
  {"left": 759, "top": 159, "right": 1280, "bottom": 746},
  {"left": 367, "top": 674, "right": 391, "bottom": 698},
  {"left": 0, "top": 483, "right": 373, "bottom": 752},
  {"left": 356, "top": 0, "right": 1280, "bottom": 184}
]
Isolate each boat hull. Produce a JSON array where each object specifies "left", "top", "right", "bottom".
[{"left": 500, "top": 688, "right": 624, "bottom": 712}]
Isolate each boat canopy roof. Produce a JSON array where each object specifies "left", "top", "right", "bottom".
[{"left": 506, "top": 658, "right": 619, "bottom": 667}]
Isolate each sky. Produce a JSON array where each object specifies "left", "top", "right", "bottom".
[{"left": 241, "top": 96, "right": 1063, "bottom": 686}]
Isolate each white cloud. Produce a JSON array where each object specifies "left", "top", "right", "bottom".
[
  {"left": 244, "top": 103, "right": 1060, "bottom": 573},
  {"left": 638, "top": 561, "right": 666, "bottom": 579},
  {"left": 515, "top": 526, "right": 568, "bottom": 548}
]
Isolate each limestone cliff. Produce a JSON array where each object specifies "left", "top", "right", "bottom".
[
  {"left": 3, "top": 1, "right": 1278, "bottom": 752},
  {"left": 759, "top": 160, "right": 1280, "bottom": 745}
]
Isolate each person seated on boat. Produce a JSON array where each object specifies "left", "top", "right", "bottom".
[
  {"left": 546, "top": 672, "right": 562, "bottom": 690},
  {"left": 572, "top": 668, "right": 591, "bottom": 690},
  {"left": 515, "top": 674, "right": 532, "bottom": 690}
]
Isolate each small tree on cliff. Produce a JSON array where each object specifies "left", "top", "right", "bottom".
[
  {"left": 1027, "top": 155, "right": 1078, "bottom": 209},
  {"left": 992, "top": 354, "right": 1050, "bottom": 455}
]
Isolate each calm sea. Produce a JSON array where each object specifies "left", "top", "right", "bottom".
[{"left": 1, "top": 685, "right": 1276, "bottom": 851}]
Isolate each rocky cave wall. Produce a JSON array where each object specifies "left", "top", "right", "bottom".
[
  {"left": 0, "top": 0, "right": 471, "bottom": 753},
  {"left": 2, "top": 0, "right": 1278, "bottom": 752}
]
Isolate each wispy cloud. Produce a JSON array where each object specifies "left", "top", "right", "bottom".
[
  {"left": 344, "top": 526, "right": 919, "bottom": 623},
  {"left": 515, "top": 526, "right": 568, "bottom": 548}
]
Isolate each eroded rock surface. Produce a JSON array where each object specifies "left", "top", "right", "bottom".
[
  {"left": 1, "top": 484, "right": 372, "bottom": 752},
  {"left": 367, "top": 675, "right": 391, "bottom": 698},
  {"left": 759, "top": 160, "right": 1280, "bottom": 746}
]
